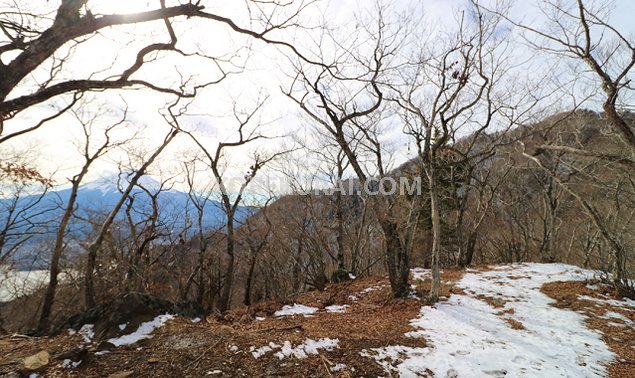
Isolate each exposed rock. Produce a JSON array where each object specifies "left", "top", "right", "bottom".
[{"left": 22, "top": 350, "right": 49, "bottom": 371}]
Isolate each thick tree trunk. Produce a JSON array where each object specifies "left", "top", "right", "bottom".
[
  {"left": 604, "top": 99, "right": 635, "bottom": 149},
  {"left": 332, "top": 131, "right": 411, "bottom": 298},
  {"left": 379, "top": 219, "right": 410, "bottom": 298},
  {"left": 458, "top": 232, "right": 477, "bottom": 268}
]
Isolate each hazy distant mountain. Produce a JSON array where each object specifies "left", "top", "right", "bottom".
[{"left": 1, "top": 174, "right": 251, "bottom": 269}]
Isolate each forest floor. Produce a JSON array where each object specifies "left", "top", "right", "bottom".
[{"left": 0, "top": 263, "right": 634, "bottom": 377}]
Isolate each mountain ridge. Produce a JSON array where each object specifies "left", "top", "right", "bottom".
[{"left": 1, "top": 175, "right": 251, "bottom": 269}]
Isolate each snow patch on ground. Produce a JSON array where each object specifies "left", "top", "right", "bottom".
[
  {"left": 364, "top": 263, "right": 617, "bottom": 378},
  {"left": 250, "top": 338, "right": 339, "bottom": 360},
  {"left": 274, "top": 304, "right": 319, "bottom": 317},
  {"left": 410, "top": 268, "right": 431, "bottom": 281},
  {"left": 62, "top": 359, "right": 82, "bottom": 368},
  {"left": 600, "top": 311, "right": 633, "bottom": 325},
  {"left": 331, "top": 363, "right": 346, "bottom": 372},
  {"left": 78, "top": 324, "right": 94, "bottom": 344},
  {"left": 108, "top": 314, "right": 174, "bottom": 347},
  {"left": 325, "top": 304, "right": 349, "bottom": 313},
  {"left": 250, "top": 342, "right": 280, "bottom": 358},
  {"left": 578, "top": 295, "right": 635, "bottom": 311},
  {"left": 361, "top": 286, "right": 380, "bottom": 294}
]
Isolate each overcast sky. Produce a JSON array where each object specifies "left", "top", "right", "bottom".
[{"left": 2, "top": 0, "right": 634, "bottom": 196}]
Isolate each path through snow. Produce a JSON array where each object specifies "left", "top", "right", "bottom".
[{"left": 363, "top": 263, "right": 618, "bottom": 378}]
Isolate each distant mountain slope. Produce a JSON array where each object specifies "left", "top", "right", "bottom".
[{"left": 1, "top": 174, "right": 251, "bottom": 269}]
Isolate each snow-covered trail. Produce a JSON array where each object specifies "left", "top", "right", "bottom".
[{"left": 364, "top": 263, "right": 623, "bottom": 378}]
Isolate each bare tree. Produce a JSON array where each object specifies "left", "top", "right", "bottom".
[
  {"left": 183, "top": 100, "right": 283, "bottom": 312},
  {"left": 83, "top": 126, "right": 178, "bottom": 308},
  {"left": 0, "top": 0, "right": 315, "bottom": 140},
  {"left": 0, "top": 153, "right": 53, "bottom": 265},
  {"left": 288, "top": 129, "right": 359, "bottom": 281},
  {"left": 488, "top": 0, "right": 635, "bottom": 149},
  {"left": 180, "top": 156, "right": 222, "bottom": 309},
  {"left": 517, "top": 112, "right": 635, "bottom": 295},
  {"left": 388, "top": 2, "right": 512, "bottom": 300},
  {"left": 285, "top": 6, "right": 413, "bottom": 297},
  {"left": 238, "top": 200, "right": 273, "bottom": 306},
  {"left": 37, "top": 99, "right": 132, "bottom": 332},
  {"left": 478, "top": 0, "right": 635, "bottom": 293}
]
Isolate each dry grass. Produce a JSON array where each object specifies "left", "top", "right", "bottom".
[
  {"left": 475, "top": 294, "right": 507, "bottom": 308},
  {"left": 503, "top": 318, "right": 525, "bottom": 330}
]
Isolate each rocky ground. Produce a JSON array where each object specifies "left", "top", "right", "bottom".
[{"left": 0, "top": 264, "right": 633, "bottom": 377}]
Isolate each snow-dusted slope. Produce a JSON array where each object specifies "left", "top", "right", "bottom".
[
  {"left": 363, "top": 263, "right": 620, "bottom": 378},
  {"left": 0, "top": 267, "right": 48, "bottom": 302}
]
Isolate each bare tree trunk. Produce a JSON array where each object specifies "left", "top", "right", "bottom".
[
  {"left": 218, "top": 219, "right": 235, "bottom": 313},
  {"left": 459, "top": 232, "right": 478, "bottom": 268},
  {"left": 604, "top": 103, "right": 635, "bottom": 149},
  {"left": 243, "top": 253, "right": 257, "bottom": 306},
  {"left": 335, "top": 189, "right": 346, "bottom": 272},
  {"left": 428, "top": 165, "right": 442, "bottom": 302},
  {"left": 379, "top": 219, "right": 410, "bottom": 297},
  {"left": 37, "top": 182, "right": 79, "bottom": 333},
  {"left": 38, "top": 111, "right": 121, "bottom": 331}
]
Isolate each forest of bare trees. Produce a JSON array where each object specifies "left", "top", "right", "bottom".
[{"left": 0, "top": 0, "right": 633, "bottom": 336}]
